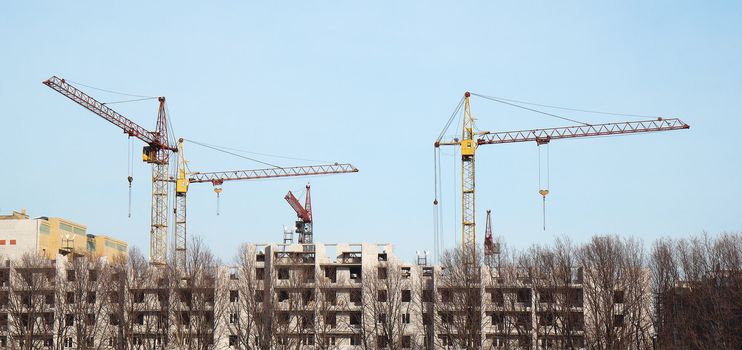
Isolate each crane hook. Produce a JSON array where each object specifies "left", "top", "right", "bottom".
[
  {"left": 127, "top": 176, "right": 133, "bottom": 218},
  {"left": 214, "top": 187, "right": 223, "bottom": 216},
  {"left": 127, "top": 135, "right": 134, "bottom": 219},
  {"left": 539, "top": 189, "right": 549, "bottom": 231},
  {"left": 538, "top": 143, "right": 551, "bottom": 231}
]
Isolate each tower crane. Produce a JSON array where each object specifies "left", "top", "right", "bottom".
[
  {"left": 285, "top": 184, "right": 313, "bottom": 244},
  {"left": 43, "top": 76, "right": 176, "bottom": 265},
  {"left": 435, "top": 92, "right": 690, "bottom": 267},
  {"left": 483, "top": 208, "right": 502, "bottom": 272},
  {"left": 173, "top": 139, "right": 357, "bottom": 268},
  {"left": 483, "top": 209, "right": 494, "bottom": 256}
]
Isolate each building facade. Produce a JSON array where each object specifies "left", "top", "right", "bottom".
[
  {"left": 0, "top": 239, "right": 645, "bottom": 350},
  {"left": 0, "top": 210, "right": 127, "bottom": 261},
  {"left": 218, "top": 242, "right": 590, "bottom": 350}
]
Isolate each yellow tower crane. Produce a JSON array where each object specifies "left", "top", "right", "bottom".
[{"left": 435, "top": 91, "right": 690, "bottom": 268}]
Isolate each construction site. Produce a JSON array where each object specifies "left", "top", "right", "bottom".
[
  {"left": 3, "top": 2, "right": 742, "bottom": 350},
  {"left": 0, "top": 77, "right": 721, "bottom": 350}
]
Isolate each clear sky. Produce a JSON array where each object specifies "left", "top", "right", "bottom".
[{"left": 1, "top": 1, "right": 740, "bottom": 263}]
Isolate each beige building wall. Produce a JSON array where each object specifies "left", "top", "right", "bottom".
[{"left": 0, "top": 209, "right": 127, "bottom": 260}]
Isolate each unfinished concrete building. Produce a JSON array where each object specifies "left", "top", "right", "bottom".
[
  {"left": 221, "top": 242, "right": 590, "bottom": 350},
  {"left": 0, "top": 240, "right": 648, "bottom": 350}
]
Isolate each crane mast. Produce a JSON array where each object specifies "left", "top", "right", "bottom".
[
  {"left": 43, "top": 76, "right": 176, "bottom": 265},
  {"left": 435, "top": 91, "right": 690, "bottom": 268},
  {"left": 460, "top": 93, "right": 477, "bottom": 267}
]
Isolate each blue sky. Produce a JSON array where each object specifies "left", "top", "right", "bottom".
[{"left": 1, "top": 1, "right": 740, "bottom": 263}]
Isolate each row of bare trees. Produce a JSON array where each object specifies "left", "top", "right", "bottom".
[
  {"left": 1, "top": 232, "right": 739, "bottom": 349},
  {"left": 431, "top": 232, "right": 740, "bottom": 350},
  {"left": 651, "top": 232, "right": 742, "bottom": 349},
  {"left": 2, "top": 237, "right": 223, "bottom": 350}
]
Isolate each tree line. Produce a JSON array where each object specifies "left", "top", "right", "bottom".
[{"left": 0, "top": 232, "right": 739, "bottom": 349}]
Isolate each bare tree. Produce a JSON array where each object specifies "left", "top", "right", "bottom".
[
  {"left": 167, "top": 236, "right": 224, "bottom": 350},
  {"left": 579, "top": 235, "right": 652, "bottom": 350},
  {"left": 7, "top": 253, "right": 56, "bottom": 350},
  {"left": 522, "top": 238, "right": 584, "bottom": 350},
  {"left": 270, "top": 250, "right": 315, "bottom": 350},
  {"left": 111, "top": 247, "right": 166, "bottom": 350},
  {"left": 227, "top": 244, "right": 273, "bottom": 350},
  {"left": 651, "top": 232, "right": 742, "bottom": 349},
  {"left": 361, "top": 259, "right": 417, "bottom": 350},
  {"left": 56, "top": 253, "right": 115, "bottom": 350},
  {"left": 482, "top": 237, "right": 529, "bottom": 350},
  {"left": 436, "top": 248, "right": 484, "bottom": 349}
]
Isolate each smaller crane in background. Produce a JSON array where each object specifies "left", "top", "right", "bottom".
[
  {"left": 285, "top": 184, "right": 313, "bottom": 244},
  {"left": 483, "top": 209, "right": 495, "bottom": 256},
  {"left": 483, "top": 209, "right": 501, "bottom": 272}
]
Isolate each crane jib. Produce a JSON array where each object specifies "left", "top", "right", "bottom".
[
  {"left": 42, "top": 76, "right": 161, "bottom": 146},
  {"left": 187, "top": 164, "right": 358, "bottom": 183},
  {"left": 477, "top": 118, "right": 689, "bottom": 145}
]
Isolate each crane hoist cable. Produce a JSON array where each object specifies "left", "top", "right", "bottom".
[
  {"left": 186, "top": 139, "right": 279, "bottom": 215},
  {"left": 185, "top": 138, "right": 280, "bottom": 168},
  {"left": 435, "top": 96, "right": 466, "bottom": 144},
  {"left": 71, "top": 84, "right": 158, "bottom": 220},
  {"left": 102, "top": 97, "right": 159, "bottom": 105},
  {"left": 538, "top": 143, "right": 550, "bottom": 230},
  {"left": 187, "top": 139, "right": 335, "bottom": 164},
  {"left": 64, "top": 79, "right": 157, "bottom": 99},
  {"left": 437, "top": 148, "right": 443, "bottom": 262},
  {"left": 183, "top": 138, "right": 353, "bottom": 217},
  {"left": 471, "top": 93, "right": 590, "bottom": 126},
  {"left": 467, "top": 94, "right": 661, "bottom": 120},
  {"left": 433, "top": 148, "right": 444, "bottom": 263},
  {"left": 432, "top": 95, "right": 465, "bottom": 261},
  {"left": 127, "top": 136, "right": 133, "bottom": 218}
]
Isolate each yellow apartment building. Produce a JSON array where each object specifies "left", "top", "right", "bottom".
[{"left": 0, "top": 209, "right": 127, "bottom": 260}]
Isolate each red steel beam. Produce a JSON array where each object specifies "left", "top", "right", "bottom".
[{"left": 43, "top": 76, "right": 161, "bottom": 146}]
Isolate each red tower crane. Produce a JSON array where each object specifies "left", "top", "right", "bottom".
[
  {"left": 43, "top": 76, "right": 176, "bottom": 265},
  {"left": 483, "top": 209, "right": 494, "bottom": 256},
  {"left": 435, "top": 92, "right": 690, "bottom": 267},
  {"left": 285, "top": 184, "right": 314, "bottom": 244}
]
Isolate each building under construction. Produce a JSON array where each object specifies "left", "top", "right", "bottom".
[
  {"left": 0, "top": 236, "right": 628, "bottom": 349},
  {"left": 14, "top": 78, "right": 682, "bottom": 349}
]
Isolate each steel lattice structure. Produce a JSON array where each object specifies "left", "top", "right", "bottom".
[
  {"left": 44, "top": 76, "right": 358, "bottom": 269},
  {"left": 188, "top": 164, "right": 358, "bottom": 184},
  {"left": 172, "top": 162, "right": 357, "bottom": 269},
  {"left": 436, "top": 91, "right": 690, "bottom": 268},
  {"left": 285, "top": 184, "right": 313, "bottom": 244},
  {"left": 44, "top": 76, "right": 176, "bottom": 266},
  {"left": 478, "top": 118, "right": 689, "bottom": 145}
]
